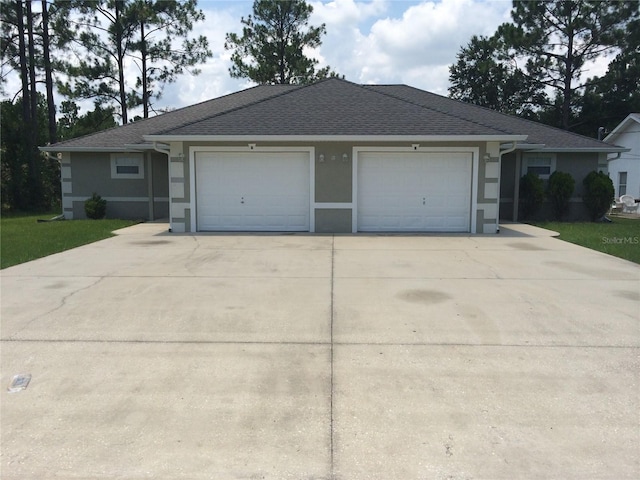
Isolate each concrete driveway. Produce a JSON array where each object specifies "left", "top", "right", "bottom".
[{"left": 1, "top": 223, "right": 638, "bottom": 479}]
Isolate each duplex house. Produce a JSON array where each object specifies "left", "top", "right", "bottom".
[{"left": 41, "top": 78, "right": 625, "bottom": 233}]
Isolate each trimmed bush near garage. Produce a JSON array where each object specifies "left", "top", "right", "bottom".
[
  {"left": 547, "top": 171, "right": 575, "bottom": 220},
  {"left": 582, "top": 171, "right": 614, "bottom": 221},
  {"left": 84, "top": 193, "right": 107, "bottom": 219},
  {"left": 519, "top": 172, "right": 545, "bottom": 220}
]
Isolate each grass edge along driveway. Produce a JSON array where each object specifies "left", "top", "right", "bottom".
[
  {"left": 534, "top": 217, "right": 640, "bottom": 264},
  {"left": 1, "top": 212, "right": 137, "bottom": 269},
  {"left": 1, "top": 213, "right": 638, "bottom": 269}
]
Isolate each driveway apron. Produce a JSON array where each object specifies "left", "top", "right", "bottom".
[{"left": 1, "top": 223, "right": 638, "bottom": 479}]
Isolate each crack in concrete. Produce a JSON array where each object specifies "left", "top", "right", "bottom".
[
  {"left": 462, "top": 249, "right": 503, "bottom": 279},
  {"left": 8, "top": 276, "right": 106, "bottom": 340},
  {"left": 183, "top": 235, "right": 203, "bottom": 275}
]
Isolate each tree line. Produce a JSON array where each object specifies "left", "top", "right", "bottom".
[
  {"left": 449, "top": 0, "right": 639, "bottom": 137},
  {"left": 2, "top": 0, "right": 637, "bottom": 212}
]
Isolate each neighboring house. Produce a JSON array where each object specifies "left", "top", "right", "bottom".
[
  {"left": 40, "top": 78, "right": 626, "bottom": 234},
  {"left": 604, "top": 113, "right": 640, "bottom": 200}
]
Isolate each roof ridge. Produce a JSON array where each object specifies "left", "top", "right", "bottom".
[{"left": 362, "top": 84, "right": 517, "bottom": 137}]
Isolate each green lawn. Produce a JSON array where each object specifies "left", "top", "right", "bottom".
[
  {"left": 1, "top": 212, "right": 137, "bottom": 269},
  {"left": 535, "top": 217, "right": 640, "bottom": 264}
]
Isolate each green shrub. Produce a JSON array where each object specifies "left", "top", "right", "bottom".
[
  {"left": 519, "top": 172, "right": 545, "bottom": 220},
  {"left": 582, "top": 171, "right": 614, "bottom": 221},
  {"left": 547, "top": 171, "right": 575, "bottom": 220},
  {"left": 84, "top": 193, "right": 107, "bottom": 219}
]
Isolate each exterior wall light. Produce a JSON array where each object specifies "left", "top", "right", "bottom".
[
  {"left": 342, "top": 153, "right": 348, "bottom": 162},
  {"left": 319, "top": 154, "right": 325, "bottom": 162}
]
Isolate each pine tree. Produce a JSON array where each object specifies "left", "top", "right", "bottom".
[
  {"left": 225, "top": 0, "right": 337, "bottom": 85},
  {"left": 59, "top": 0, "right": 211, "bottom": 123}
]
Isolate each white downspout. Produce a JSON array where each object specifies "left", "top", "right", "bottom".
[{"left": 152, "top": 142, "right": 170, "bottom": 156}]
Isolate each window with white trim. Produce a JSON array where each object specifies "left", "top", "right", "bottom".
[
  {"left": 618, "top": 172, "right": 627, "bottom": 196},
  {"left": 111, "top": 154, "right": 144, "bottom": 179},
  {"left": 523, "top": 153, "right": 556, "bottom": 179}
]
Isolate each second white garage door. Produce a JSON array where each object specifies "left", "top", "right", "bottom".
[
  {"left": 358, "top": 151, "right": 473, "bottom": 232},
  {"left": 195, "top": 151, "right": 310, "bottom": 231}
]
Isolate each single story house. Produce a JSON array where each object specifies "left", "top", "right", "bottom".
[
  {"left": 40, "top": 78, "right": 626, "bottom": 233},
  {"left": 604, "top": 113, "right": 640, "bottom": 200}
]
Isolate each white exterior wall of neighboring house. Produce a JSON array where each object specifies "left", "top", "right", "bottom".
[{"left": 605, "top": 114, "right": 640, "bottom": 199}]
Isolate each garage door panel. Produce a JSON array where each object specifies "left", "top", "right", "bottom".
[
  {"left": 425, "top": 216, "right": 447, "bottom": 229},
  {"left": 358, "top": 151, "right": 472, "bottom": 232},
  {"left": 196, "top": 152, "right": 310, "bottom": 231}
]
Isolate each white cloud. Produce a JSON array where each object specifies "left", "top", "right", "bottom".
[
  {"left": 312, "top": 0, "right": 512, "bottom": 92},
  {"left": 153, "top": 6, "right": 251, "bottom": 112},
  {"left": 310, "top": 0, "right": 389, "bottom": 26},
  {"left": 0, "top": 0, "right": 517, "bottom": 114}
]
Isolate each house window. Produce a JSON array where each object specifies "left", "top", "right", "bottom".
[
  {"left": 618, "top": 172, "right": 627, "bottom": 196},
  {"left": 523, "top": 153, "right": 556, "bottom": 179},
  {"left": 111, "top": 154, "right": 144, "bottom": 179}
]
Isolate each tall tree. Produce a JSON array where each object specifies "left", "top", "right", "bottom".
[
  {"left": 573, "top": 17, "right": 640, "bottom": 137},
  {"left": 1, "top": 2, "right": 76, "bottom": 210},
  {"left": 14, "top": 1, "right": 31, "bottom": 127},
  {"left": 59, "top": 0, "right": 211, "bottom": 123},
  {"left": 41, "top": 0, "right": 58, "bottom": 143},
  {"left": 25, "top": 0, "right": 43, "bottom": 205},
  {"left": 448, "top": 34, "right": 545, "bottom": 117},
  {"left": 0, "top": 1, "right": 43, "bottom": 208},
  {"left": 127, "top": 0, "right": 211, "bottom": 118},
  {"left": 2, "top": 1, "right": 70, "bottom": 143},
  {"left": 225, "top": 0, "right": 336, "bottom": 84},
  {"left": 498, "top": 0, "right": 638, "bottom": 130},
  {"left": 59, "top": 0, "right": 137, "bottom": 124}
]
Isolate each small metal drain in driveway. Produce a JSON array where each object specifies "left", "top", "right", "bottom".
[{"left": 8, "top": 374, "right": 31, "bottom": 393}]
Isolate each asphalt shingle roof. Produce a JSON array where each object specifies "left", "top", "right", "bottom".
[
  {"left": 44, "top": 77, "right": 623, "bottom": 151},
  {"left": 45, "top": 84, "right": 298, "bottom": 149},
  {"left": 366, "top": 84, "right": 615, "bottom": 150},
  {"left": 157, "top": 78, "right": 512, "bottom": 137}
]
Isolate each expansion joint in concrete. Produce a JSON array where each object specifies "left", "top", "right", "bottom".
[{"left": 330, "top": 235, "right": 335, "bottom": 479}]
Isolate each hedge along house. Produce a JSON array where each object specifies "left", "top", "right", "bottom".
[{"left": 41, "top": 78, "right": 626, "bottom": 233}]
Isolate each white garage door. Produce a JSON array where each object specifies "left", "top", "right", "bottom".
[
  {"left": 196, "top": 151, "right": 310, "bottom": 231},
  {"left": 358, "top": 151, "right": 472, "bottom": 232}
]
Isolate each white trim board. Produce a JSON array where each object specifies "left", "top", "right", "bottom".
[{"left": 146, "top": 134, "right": 527, "bottom": 143}]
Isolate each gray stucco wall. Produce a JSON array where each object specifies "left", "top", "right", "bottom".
[
  {"left": 315, "top": 144, "right": 353, "bottom": 203},
  {"left": 152, "top": 154, "right": 170, "bottom": 219},
  {"left": 65, "top": 151, "right": 169, "bottom": 220},
  {"left": 315, "top": 209, "right": 352, "bottom": 233}
]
